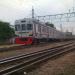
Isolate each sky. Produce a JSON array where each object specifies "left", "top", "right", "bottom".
[{"left": 0, "top": 0, "right": 75, "bottom": 34}]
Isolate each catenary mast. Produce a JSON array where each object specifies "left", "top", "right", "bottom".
[{"left": 32, "top": 7, "right": 35, "bottom": 19}]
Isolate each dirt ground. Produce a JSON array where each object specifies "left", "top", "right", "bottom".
[{"left": 27, "top": 50, "right": 75, "bottom": 75}]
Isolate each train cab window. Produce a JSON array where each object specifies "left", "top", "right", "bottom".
[
  {"left": 21, "top": 20, "right": 26, "bottom": 23},
  {"left": 27, "top": 24, "right": 32, "bottom": 30},
  {"left": 22, "top": 24, "right": 26, "bottom": 30},
  {"left": 15, "top": 25, "right": 20, "bottom": 31}
]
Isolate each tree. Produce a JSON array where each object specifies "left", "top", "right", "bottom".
[
  {"left": 45, "top": 22, "right": 55, "bottom": 28},
  {"left": 0, "top": 21, "right": 15, "bottom": 41}
]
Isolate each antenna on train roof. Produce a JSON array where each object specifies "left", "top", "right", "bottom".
[{"left": 32, "top": 6, "right": 34, "bottom": 19}]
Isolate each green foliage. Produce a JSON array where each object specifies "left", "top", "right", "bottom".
[
  {"left": 45, "top": 22, "right": 55, "bottom": 28},
  {"left": 0, "top": 21, "right": 15, "bottom": 41}
]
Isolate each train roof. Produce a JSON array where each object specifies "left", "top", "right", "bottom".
[
  {"left": 15, "top": 18, "right": 61, "bottom": 31},
  {"left": 15, "top": 18, "right": 39, "bottom": 23}
]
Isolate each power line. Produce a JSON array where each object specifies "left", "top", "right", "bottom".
[
  {"left": 36, "top": 11, "right": 75, "bottom": 21},
  {"left": 35, "top": 10, "right": 75, "bottom": 33}
]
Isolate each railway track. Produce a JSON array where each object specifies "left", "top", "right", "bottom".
[
  {"left": 0, "top": 41, "right": 73, "bottom": 60},
  {"left": 0, "top": 41, "right": 72, "bottom": 52},
  {"left": 0, "top": 41, "right": 75, "bottom": 75}
]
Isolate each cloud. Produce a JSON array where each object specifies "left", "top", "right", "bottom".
[
  {"left": 0, "top": 0, "right": 75, "bottom": 34},
  {"left": 0, "top": 0, "right": 39, "bottom": 9}
]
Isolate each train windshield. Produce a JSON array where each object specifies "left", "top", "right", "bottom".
[
  {"left": 27, "top": 24, "right": 32, "bottom": 30},
  {"left": 15, "top": 25, "right": 20, "bottom": 31},
  {"left": 22, "top": 24, "right": 26, "bottom": 30}
]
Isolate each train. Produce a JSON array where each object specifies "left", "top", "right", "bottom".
[{"left": 13, "top": 18, "right": 74, "bottom": 45}]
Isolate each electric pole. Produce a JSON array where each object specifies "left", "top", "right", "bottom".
[{"left": 32, "top": 7, "right": 34, "bottom": 19}]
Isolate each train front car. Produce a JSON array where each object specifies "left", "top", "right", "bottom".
[{"left": 15, "top": 18, "right": 33, "bottom": 45}]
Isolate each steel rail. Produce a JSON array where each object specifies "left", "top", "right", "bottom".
[
  {"left": 0, "top": 42, "right": 75, "bottom": 75},
  {"left": 0, "top": 41, "right": 73, "bottom": 64}
]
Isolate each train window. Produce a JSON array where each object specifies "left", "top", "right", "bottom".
[
  {"left": 38, "top": 25, "right": 41, "bottom": 32},
  {"left": 15, "top": 25, "right": 20, "bottom": 31},
  {"left": 27, "top": 24, "right": 32, "bottom": 30},
  {"left": 42, "top": 26, "right": 47, "bottom": 32},
  {"left": 22, "top": 24, "right": 26, "bottom": 30},
  {"left": 21, "top": 20, "right": 26, "bottom": 23}
]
